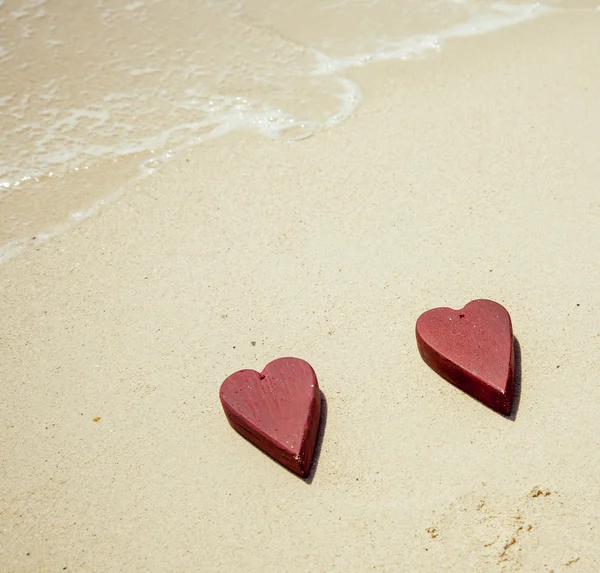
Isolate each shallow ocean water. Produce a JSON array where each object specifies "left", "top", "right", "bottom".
[{"left": 0, "top": 0, "right": 594, "bottom": 260}]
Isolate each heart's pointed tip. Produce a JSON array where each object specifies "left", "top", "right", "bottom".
[
  {"left": 295, "top": 458, "right": 311, "bottom": 479},
  {"left": 496, "top": 377, "right": 516, "bottom": 417},
  {"left": 489, "top": 385, "right": 514, "bottom": 415}
]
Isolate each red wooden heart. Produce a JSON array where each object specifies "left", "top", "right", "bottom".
[
  {"left": 416, "top": 299, "right": 515, "bottom": 415},
  {"left": 219, "top": 357, "right": 321, "bottom": 477}
]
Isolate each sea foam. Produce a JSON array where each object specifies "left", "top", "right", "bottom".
[{"left": 0, "top": 0, "right": 578, "bottom": 262}]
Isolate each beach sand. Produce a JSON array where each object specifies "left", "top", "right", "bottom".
[{"left": 1, "top": 9, "right": 600, "bottom": 572}]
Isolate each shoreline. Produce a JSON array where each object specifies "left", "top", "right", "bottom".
[{"left": 0, "top": 1, "right": 558, "bottom": 261}]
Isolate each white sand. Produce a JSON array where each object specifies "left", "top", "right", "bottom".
[{"left": 1, "top": 10, "right": 599, "bottom": 572}]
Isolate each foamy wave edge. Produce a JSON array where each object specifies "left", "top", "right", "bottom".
[{"left": 0, "top": 2, "right": 554, "bottom": 265}]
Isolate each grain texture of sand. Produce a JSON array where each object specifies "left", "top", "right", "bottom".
[{"left": 1, "top": 11, "right": 599, "bottom": 572}]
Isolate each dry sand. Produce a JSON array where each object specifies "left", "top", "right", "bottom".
[{"left": 1, "top": 10, "right": 600, "bottom": 572}]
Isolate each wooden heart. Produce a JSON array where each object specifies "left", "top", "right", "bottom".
[
  {"left": 416, "top": 299, "right": 515, "bottom": 415},
  {"left": 219, "top": 357, "right": 321, "bottom": 477}
]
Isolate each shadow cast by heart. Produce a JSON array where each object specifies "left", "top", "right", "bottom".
[
  {"left": 302, "top": 391, "right": 327, "bottom": 485},
  {"left": 506, "top": 337, "right": 522, "bottom": 422}
]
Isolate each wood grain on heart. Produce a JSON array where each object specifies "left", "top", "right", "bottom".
[
  {"left": 416, "top": 299, "right": 515, "bottom": 415},
  {"left": 219, "top": 357, "right": 321, "bottom": 477}
]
